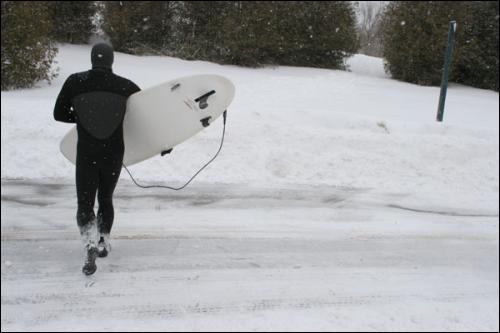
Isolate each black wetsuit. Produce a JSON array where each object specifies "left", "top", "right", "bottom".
[{"left": 54, "top": 68, "right": 140, "bottom": 234}]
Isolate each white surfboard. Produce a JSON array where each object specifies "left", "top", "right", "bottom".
[{"left": 60, "top": 74, "right": 235, "bottom": 166}]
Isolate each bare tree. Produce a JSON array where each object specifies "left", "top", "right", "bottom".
[{"left": 357, "top": 1, "right": 386, "bottom": 57}]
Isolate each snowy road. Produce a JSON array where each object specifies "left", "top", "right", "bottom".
[{"left": 1, "top": 180, "right": 499, "bottom": 331}]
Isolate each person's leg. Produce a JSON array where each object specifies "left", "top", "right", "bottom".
[
  {"left": 96, "top": 155, "right": 123, "bottom": 257},
  {"left": 76, "top": 154, "right": 100, "bottom": 239},
  {"left": 76, "top": 151, "right": 100, "bottom": 274}
]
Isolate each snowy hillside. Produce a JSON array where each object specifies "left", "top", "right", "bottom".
[
  {"left": 1, "top": 45, "right": 499, "bottom": 208},
  {"left": 1, "top": 45, "right": 499, "bottom": 331}
]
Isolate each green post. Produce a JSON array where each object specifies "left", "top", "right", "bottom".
[{"left": 436, "top": 21, "right": 457, "bottom": 122}]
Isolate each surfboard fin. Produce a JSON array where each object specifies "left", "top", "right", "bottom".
[
  {"left": 200, "top": 116, "right": 212, "bottom": 127},
  {"left": 195, "top": 90, "right": 216, "bottom": 109},
  {"left": 161, "top": 148, "right": 173, "bottom": 156}
]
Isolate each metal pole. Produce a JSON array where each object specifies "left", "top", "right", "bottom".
[{"left": 436, "top": 21, "right": 457, "bottom": 122}]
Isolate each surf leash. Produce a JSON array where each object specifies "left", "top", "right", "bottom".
[{"left": 123, "top": 111, "right": 227, "bottom": 190}]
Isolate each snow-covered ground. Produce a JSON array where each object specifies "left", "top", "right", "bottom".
[{"left": 1, "top": 45, "right": 499, "bottom": 331}]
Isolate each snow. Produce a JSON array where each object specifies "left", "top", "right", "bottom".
[{"left": 1, "top": 44, "right": 499, "bottom": 331}]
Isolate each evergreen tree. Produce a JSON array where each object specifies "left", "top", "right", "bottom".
[
  {"left": 100, "top": 1, "right": 359, "bottom": 69},
  {"left": 277, "top": 1, "right": 358, "bottom": 69},
  {"left": 1, "top": 1, "right": 58, "bottom": 90},
  {"left": 453, "top": 1, "right": 499, "bottom": 91},
  {"left": 50, "top": 1, "right": 97, "bottom": 44},
  {"left": 381, "top": 1, "right": 498, "bottom": 90},
  {"left": 381, "top": 1, "right": 466, "bottom": 86},
  {"left": 102, "top": 1, "right": 175, "bottom": 54},
  {"left": 177, "top": 1, "right": 232, "bottom": 60},
  {"left": 221, "top": 1, "right": 280, "bottom": 66},
  {"left": 221, "top": 1, "right": 358, "bottom": 68}
]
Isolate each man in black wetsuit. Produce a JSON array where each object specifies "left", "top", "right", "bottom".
[{"left": 54, "top": 43, "right": 140, "bottom": 275}]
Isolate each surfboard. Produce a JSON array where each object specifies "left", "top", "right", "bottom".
[{"left": 60, "top": 74, "right": 235, "bottom": 166}]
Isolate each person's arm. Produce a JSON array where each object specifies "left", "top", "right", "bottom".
[
  {"left": 128, "top": 80, "right": 141, "bottom": 96},
  {"left": 53, "top": 75, "right": 77, "bottom": 123}
]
